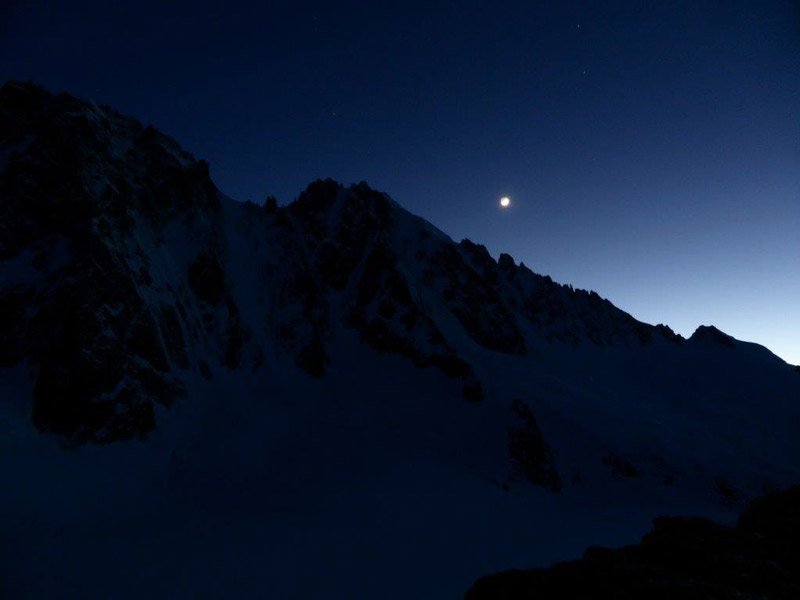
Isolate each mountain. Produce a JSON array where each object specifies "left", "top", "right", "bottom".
[{"left": 1, "top": 81, "right": 798, "bottom": 598}]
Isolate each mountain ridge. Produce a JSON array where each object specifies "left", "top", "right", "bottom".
[
  {"left": 2, "top": 80, "right": 799, "bottom": 599},
  {"left": 0, "top": 78, "right": 796, "bottom": 477},
  {"left": 0, "top": 79, "right": 736, "bottom": 444}
]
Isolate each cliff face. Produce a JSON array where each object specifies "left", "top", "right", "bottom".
[{"left": 0, "top": 82, "right": 220, "bottom": 442}]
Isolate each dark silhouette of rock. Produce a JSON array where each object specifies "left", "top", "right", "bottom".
[
  {"left": 602, "top": 453, "right": 641, "bottom": 479},
  {"left": 690, "top": 325, "right": 737, "bottom": 347},
  {"left": 188, "top": 252, "right": 226, "bottom": 306},
  {"left": 263, "top": 195, "right": 278, "bottom": 212},
  {"left": 465, "top": 486, "right": 800, "bottom": 599},
  {"left": 508, "top": 399, "right": 561, "bottom": 491}
]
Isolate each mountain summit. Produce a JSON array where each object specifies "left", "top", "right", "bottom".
[{"left": 1, "top": 81, "right": 798, "bottom": 598}]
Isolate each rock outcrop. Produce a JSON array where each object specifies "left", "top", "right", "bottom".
[{"left": 465, "top": 486, "right": 800, "bottom": 599}]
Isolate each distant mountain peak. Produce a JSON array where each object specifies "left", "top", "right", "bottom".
[{"left": 690, "top": 325, "right": 736, "bottom": 347}]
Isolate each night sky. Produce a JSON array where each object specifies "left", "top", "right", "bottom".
[{"left": 2, "top": 1, "right": 798, "bottom": 363}]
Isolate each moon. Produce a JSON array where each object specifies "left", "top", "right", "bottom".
[{"left": 499, "top": 196, "right": 511, "bottom": 208}]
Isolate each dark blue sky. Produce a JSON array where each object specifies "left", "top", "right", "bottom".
[{"left": 2, "top": 1, "right": 798, "bottom": 363}]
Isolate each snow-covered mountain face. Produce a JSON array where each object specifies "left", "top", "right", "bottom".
[
  {"left": 0, "top": 82, "right": 662, "bottom": 444},
  {"left": 2, "top": 81, "right": 799, "bottom": 597}
]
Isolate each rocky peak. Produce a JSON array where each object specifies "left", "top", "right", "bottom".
[
  {"left": 0, "top": 82, "right": 227, "bottom": 443},
  {"left": 0, "top": 81, "right": 219, "bottom": 235},
  {"left": 287, "top": 179, "right": 394, "bottom": 291},
  {"left": 690, "top": 325, "right": 736, "bottom": 347}
]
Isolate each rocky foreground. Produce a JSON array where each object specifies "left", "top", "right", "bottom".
[{"left": 466, "top": 486, "right": 800, "bottom": 599}]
